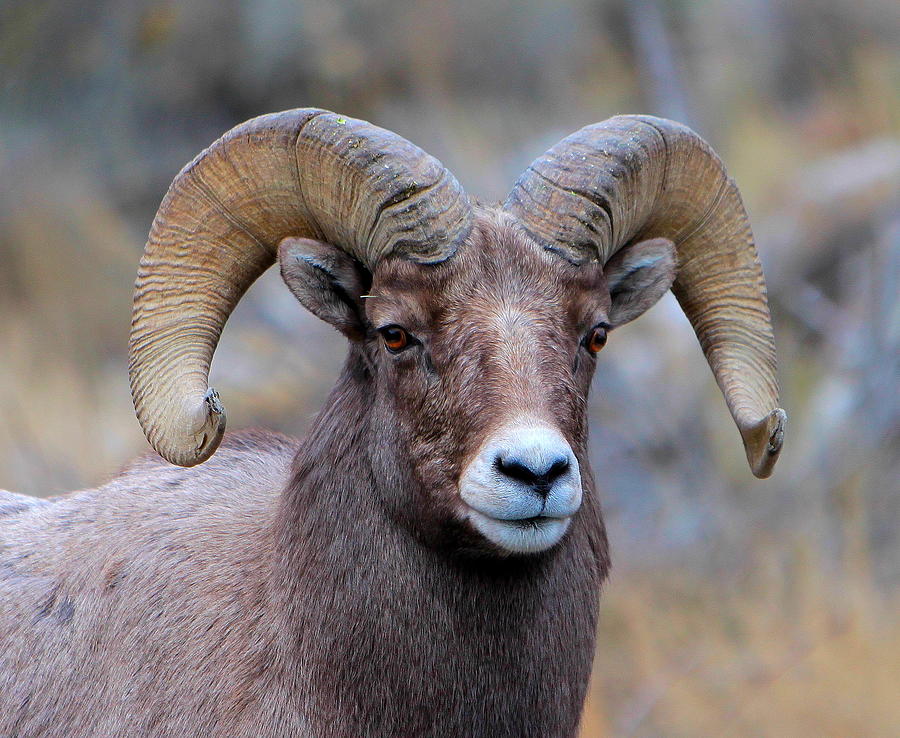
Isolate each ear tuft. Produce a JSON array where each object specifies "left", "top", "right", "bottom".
[
  {"left": 604, "top": 238, "right": 677, "bottom": 328},
  {"left": 278, "top": 238, "right": 370, "bottom": 340}
]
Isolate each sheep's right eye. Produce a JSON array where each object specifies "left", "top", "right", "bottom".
[{"left": 380, "top": 325, "right": 411, "bottom": 353}]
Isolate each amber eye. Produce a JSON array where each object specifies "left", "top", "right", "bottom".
[
  {"left": 585, "top": 325, "right": 608, "bottom": 354},
  {"left": 380, "top": 325, "right": 410, "bottom": 353}
]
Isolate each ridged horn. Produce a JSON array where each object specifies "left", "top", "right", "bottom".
[
  {"left": 504, "top": 115, "right": 785, "bottom": 478},
  {"left": 130, "top": 108, "right": 472, "bottom": 467}
]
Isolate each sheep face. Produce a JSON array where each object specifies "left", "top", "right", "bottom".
[{"left": 280, "top": 208, "right": 675, "bottom": 557}]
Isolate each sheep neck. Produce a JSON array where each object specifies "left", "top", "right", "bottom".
[{"left": 272, "top": 350, "right": 609, "bottom": 737}]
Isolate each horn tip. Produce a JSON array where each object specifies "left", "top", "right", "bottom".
[
  {"left": 156, "top": 388, "right": 226, "bottom": 468},
  {"left": 745, "top": 407, "right": 787, "bottom": 479}
]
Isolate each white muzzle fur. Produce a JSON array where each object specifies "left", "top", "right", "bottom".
[{"left": 459, "top": 423, "right": 582, "bottom": 554}]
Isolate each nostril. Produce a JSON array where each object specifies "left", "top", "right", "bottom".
[
  {"left": 495, "top": 454, "right": 571, "bottom": 494},
  {"left": 546, "top": 458, "right": 570, "bottom": 482},
  {"left": 496, "top": 457, "right": 538, "bottom": 485}
]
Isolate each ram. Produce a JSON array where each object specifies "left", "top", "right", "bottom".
[{"left": 0, "top": 109, "right": 785, "bottom": 737}]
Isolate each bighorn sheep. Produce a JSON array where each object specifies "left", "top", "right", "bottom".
[{"left": 0, "top": 109, "right": 785, "bottom": 737}]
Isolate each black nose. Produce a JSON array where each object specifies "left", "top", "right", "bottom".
[{"left": 496, "top": 455, "right": 570, "bottom": 496}]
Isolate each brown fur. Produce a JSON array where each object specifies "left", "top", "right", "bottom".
[{"left": 0, "top": 209, "right": 678, "bottom": 736}]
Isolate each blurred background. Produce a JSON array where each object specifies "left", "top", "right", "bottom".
[{"left": 1, "top": 0, "right": 898, "bottom": 734}]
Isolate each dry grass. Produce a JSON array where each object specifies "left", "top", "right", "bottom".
[{"left": 581, "top": 551, "right": 900, "bottom": 737}]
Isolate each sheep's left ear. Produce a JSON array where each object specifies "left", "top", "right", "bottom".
[
  {"left": 604, "top": 237, "right": 677, "bottom": 328},
  {"left": 278, "top": 237, "right": 370, "bottom": 341}
]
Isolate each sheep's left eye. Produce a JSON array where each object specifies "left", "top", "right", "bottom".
[
  {"left": 380, "top": 325, "right": 410, "bottom": 353},
  {"left": 584, "top": 325, "right": 608, "bottom": 354}
]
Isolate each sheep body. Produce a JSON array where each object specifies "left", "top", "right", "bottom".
[{"left": 0, "top": 432, "right": 294, "bottom": 736}]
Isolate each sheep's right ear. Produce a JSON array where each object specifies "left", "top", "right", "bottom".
[{"left": 278, "top": 237, "right": 370, "bottom": 341}]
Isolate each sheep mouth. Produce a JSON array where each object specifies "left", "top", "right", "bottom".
[
  {"left": 506, "top": 515, "right": 556, "bottom": 528},
  {"left": 513, "top": 515, "right": 541, "bottom": 524},
  {"left": 464, "top": 506, "right": 573, "bottom": 555}
]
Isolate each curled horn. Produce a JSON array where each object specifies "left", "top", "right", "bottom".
[
  {"left": 130, "top": 108, "right": 471, "bottom": 467},
  {"left": 505, "top": 115, "right": 785, "bottom": 478}
]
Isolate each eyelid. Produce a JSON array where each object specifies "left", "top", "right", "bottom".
[
  {"left": 582, "top": 321, "right": 610, "bottom": 338},
  {"left": 376, "top": 323, "right": 416, "bottom": 337},
  {"left": 378, "top": 320, "right": 427, "bottom": 336}
]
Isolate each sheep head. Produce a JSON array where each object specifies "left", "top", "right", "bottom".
[{"left": 129, "top": 109, "right": 785, "bottom": 556}]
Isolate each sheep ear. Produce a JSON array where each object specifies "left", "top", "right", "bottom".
[
  {"left": 278, "top": 237, "right": 370, "bottom": 341},
  {"left": 604, "top": 238, "right": 677, "bottom": 328}
]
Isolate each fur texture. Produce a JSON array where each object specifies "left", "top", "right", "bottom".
[{"left": 0, "top": 209, "right": 679, "bottom": 736}]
